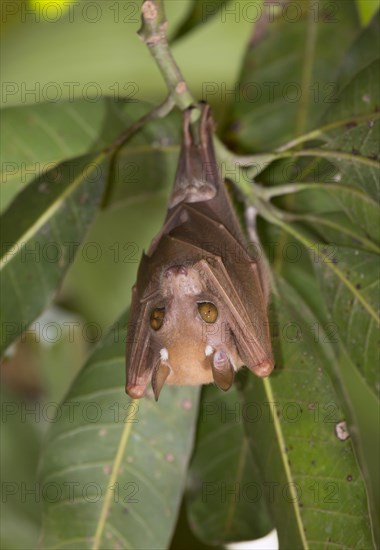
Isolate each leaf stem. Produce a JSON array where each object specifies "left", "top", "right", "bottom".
[
  {"left": 257, "top": 181, "right": 380, "bottom": 202},
  {"left": 102, "top": 95, "right": 175, "bottom": 208},
  {"left": 107, "top": 95, "right": 175, "bottom": 154},
  {"left": 138, "top": 0, "right": 197, "bottom": 115},
  {"left": 276, "top": 112, "right": 380, "bottom": 152}
]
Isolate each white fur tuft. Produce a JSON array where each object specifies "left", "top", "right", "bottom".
[{"left": 205, "top": 345, "right": 214, "bottom": 357}]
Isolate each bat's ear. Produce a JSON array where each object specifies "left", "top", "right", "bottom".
[
  {"left": 209, "top": 349, "right": 234, "bottom": 391},
  {"left": 198, "top": 102, "right": 215, "bottom": 146},
  {"left": 182, "top": 101, "right": 214, "bottom": 145},
  {"left": 151, "top": 359, "right": 171, "bottom": 401}
]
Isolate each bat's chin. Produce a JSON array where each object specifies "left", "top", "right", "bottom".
[{"left": 165, "top": 358, "right": 214, "bottom": 386}]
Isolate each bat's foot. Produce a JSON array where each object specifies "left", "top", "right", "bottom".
[{"left": 164, "top": 265, "right": 188, "bottom": 277}]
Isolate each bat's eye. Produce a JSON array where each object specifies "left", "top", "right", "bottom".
[
  {"left": 150, "top": 308, "right": 165, "bottom": 331},
  {"left": 198, "top": 302, "right": 218, "bottom": 323}
]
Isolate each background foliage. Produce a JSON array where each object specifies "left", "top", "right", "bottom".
[{"left": 1, "top": 1, "right": 379, "bottom": 549}]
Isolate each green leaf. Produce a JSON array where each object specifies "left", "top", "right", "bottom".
[
  {"left": 224, "top": 0, "right": 359, "bottom": 151},
  {"left": 170, "top": 0, "right": 229, "bottom": 42},
  {"left": 0, "top": 388, "right": 42, "bottom": 550},
  {"left": 39, "top": 311, "right": 200, "bottom": 549},
  {"left": 320, "top": 59, "right": 380, "bottom": 203},
  {"left": 170, "top": 498, "right": 225, "bottom": 550},
  {"left": 298, "top": 210, "right": 380, "bottom": 254},
  {"left": 240, "top": 277, "right": 374, "bottom": 549},
  {"left": 0, "top": 99, "right": 174, "bottom": 212},
  {"left": 218, "top": 10, "right": 380, "bottom": 544},
  {"left": 255, "top": 59, "right": 380, "bottom": 250},
  {"left": 338, "top": 9, "right": 379, "bottom": 88},
  {"left": 187, "top": 384, "right": 273, "bottom": 544},
  {"left": 263, "top": 222, "right": 380, "bottom": 538},
  {"left": 0, "top": 99, "right": 134, "bottom": 211},
  {"left": 260, "top": 176, "right": 380, "bottom": 252},
  {"left": 322, "top": 182, "right": 380, "bottom": 246},
  {"left": 335, "top": 344, "right": 380, "bottom": 535},
  {"left": 355, "top": 1, "right": 379, "bottom": 28},
  {"left": 0, "top": 153, "right": 109, "bottom": 355},
  {"left": 313, "top": 246, "right": 379, "bottom": 399}
]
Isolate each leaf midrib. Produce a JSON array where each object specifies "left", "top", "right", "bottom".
[
  {"left": 263, "top": 377, "right": 309, "bottom": 549},
  {"left": 278, "top": 223, "right": 380, "bottom": 324},
  {"left": 92, "top": 399, "right": 137, "bottom": 550}
]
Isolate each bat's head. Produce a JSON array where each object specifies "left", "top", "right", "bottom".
[
  {"left": 148, "top": 263, "right": 240, "bottom": 399},
  {"left": 126, "top": 262, "right": 241, "bottom": 401}
]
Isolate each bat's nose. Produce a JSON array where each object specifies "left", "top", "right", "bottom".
[{"left": 164, "top": 265, "right": 188, "bottom": 277}]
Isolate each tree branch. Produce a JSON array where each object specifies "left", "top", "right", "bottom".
[{"left": 138, "top": 0, "right": 198, "bottom": 118}]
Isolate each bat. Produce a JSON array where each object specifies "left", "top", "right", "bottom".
[{"left": 125, "top": 103, "right": 274, "bottom": 401}]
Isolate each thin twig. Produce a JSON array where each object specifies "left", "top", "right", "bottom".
[
  {"left": 138, "top": 0, "right": 197, "bottom": 115},
  {"left": 101, "top": 95, "right": 175, "bottom": 208},
  {"left": 105, "top": 94, "right": 175, "bottom": 154}
]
